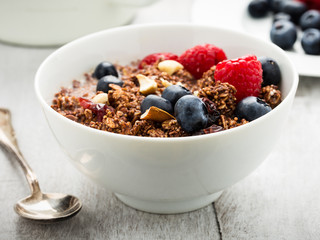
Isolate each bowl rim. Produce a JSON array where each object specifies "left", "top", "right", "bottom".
[{"left": 34, "top": 22, "right": 299, "bottom": 143}]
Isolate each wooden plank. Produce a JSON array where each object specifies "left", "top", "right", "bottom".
[{"left": 214, "top": 76, "right": 320, "bottom": 240}]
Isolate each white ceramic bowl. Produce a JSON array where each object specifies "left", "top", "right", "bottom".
[
  {"left": 35, "top": 23, "right": 298, "bottom": 214},
  {"left": 0, "top": 0, "right": 157, "bottom": 46}
]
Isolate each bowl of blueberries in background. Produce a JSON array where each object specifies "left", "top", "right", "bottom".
[
  {"left": 248, "top": 0, "right": 320, "bottom": 74},
  {"left": 192, "top": 0, "right": 320, "bottom": 76},
  {"left": 35, "top": 23, "right": 298, "bottom": 214},
  {"left": 248, "top": 0, "right": 320, "bottom": 54}
]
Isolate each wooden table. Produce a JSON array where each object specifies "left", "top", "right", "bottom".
[{"left": 1, "top": 1, "right": 320, "bottom": 239}]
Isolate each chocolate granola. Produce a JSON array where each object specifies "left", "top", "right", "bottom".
[{"left": 51, "top": 60, "right": 281, "bottom": 137}]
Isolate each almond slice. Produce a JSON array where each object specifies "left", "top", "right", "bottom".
[
  {"left": 92, "top": 93, "right": 109, "bottom": 104},
  {"left": 140, "top": 106, "right": 175, "bottom": 122},
  {"left": 136, "top": 74, "right": 158, "bottom": 95},
  {"left": 157, "top": 60, "right": 184, "bottom": 75},
  {"left": 160, "top": 78, "right": 172, "bottom": 88}
]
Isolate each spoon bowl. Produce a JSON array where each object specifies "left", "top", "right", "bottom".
[{"left": 15, "top": 193, "right": 82, "bottom": 222}]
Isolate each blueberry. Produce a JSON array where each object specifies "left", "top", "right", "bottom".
[
  {"left": 266, "top": 0, "right": 272, "bottom": 8},
  {"left": 140, "top": 95, "right": 173, "bottom": 114},
  {"left": 270, "top": 0, "right": 287, "bottom": 13},
  {"left": 299, "top": 10, "right": 320, "bottom": 31},
  {"left": 270, "top": 20, "right": 297, "bottom": 50},
  {"left": 96, "top": 75, "right": 123, "bottom": 93},
  {"left": 248, "top": 0, "right": 270, "bottom": 18},
  {"left": 258, "top": 56, "right": 281, "bottom": 86},
  {"left": 174, "top": 95, "right": 208, "bottom": 133},
  {"left": 281, "top": 1, "right": 307, "bottom": 24},
  {"left": 273, "top": 12, "right": 291, "bottom": 23},
  {"left": 161, "top": 85, "right": 191, "bottom": 106},
  {"left": 301, "top": 28, "right": 320, "bottom": 55},
  {"left": 235, "top": 96, "right": 272, "bottom": 121},
  {"left": 93, "top": 61, "right": 118, "bottom": 79}
]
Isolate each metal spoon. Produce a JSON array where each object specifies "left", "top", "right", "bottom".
[{"left": 0, "top": 108, "right": 82, "bottom": 222}]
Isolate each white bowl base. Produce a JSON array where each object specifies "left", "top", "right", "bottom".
[{"left": 115, "top": 191, "right": 223, "bottom": 214}]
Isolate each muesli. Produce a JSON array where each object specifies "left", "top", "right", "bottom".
[{"left": 52, "top": 44, "right": 282, "bottom": 137}]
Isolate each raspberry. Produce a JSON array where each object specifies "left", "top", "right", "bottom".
[
  {"left": 214, "top": 55, "right": 262, "bottom": 101},
  {"left": 79, "top": 97, "right": 114, "bottom": 122},
  {"left": 178, "top": 44, "right": 227, "bottom": 79},
  {"left": 139, "top": 52, "right": 178, "bottom": 69}
]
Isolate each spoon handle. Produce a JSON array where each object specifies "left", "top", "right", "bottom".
[{"left": 0, "top": 111, "right": 41, "bottom": 196}]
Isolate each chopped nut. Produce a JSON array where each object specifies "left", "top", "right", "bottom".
[
  {"left": 136, "top": 74, "right": 158, "bottom": 95},
  {"left": 140, "top": 106, "right": 175, "bottom": 122},
  {"left": 157, "top": 60, "right": 184, "bottom": 76},
  {"left": 92, "top": 93, "right": 109, "bottom": 104},
  {"left": 160, "top": 78, "right": 173, "bottom": 87}
]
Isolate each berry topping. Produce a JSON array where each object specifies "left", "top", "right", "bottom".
[
  {"left": 140, "top": 95, "right": 173, "bottom": 115},
  {"left": 258, "top": 56, "right": 282, "bottom": 86},
  {"left": 138, "top": 52, "right": 179, "bottom": 69},
  {"left": 301, "top": 28, "right": 320, "bottom": 55},
  {"left": 214, "top": 55, "right": 263, "bottom": 101},
  {"left": 92, "top": 61, "right": 118, "bottom": 79},
  {"left": 270, "top": 20, "right": 297, "bottom": 50},
  {"left": 161, "top": 85, "right": 191, "bottom": 106},
  {"left": 174, "top": 95, "right": 209, "bottom": 133},
  {"left": 178, "top": 44, "right": 227, "bottom": 79},
  {"left": 79, "top": 97, "right": 114, "bottom": 122},
  {"left": 96, "top": 75, "right": 124, "bottom": 93},
  {"left": 248, "top": 0, "right": 270, "bottom": 18},
  {"left": 299, "top": 10, "right": 320, "bottom": 30},
  {"left": 235, "top": 96, "right": 272, "bottom": 121}
]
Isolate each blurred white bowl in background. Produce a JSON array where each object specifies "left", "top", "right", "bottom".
[{"left": 0, "top": 0, "right": 157, "bottom": 46}]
